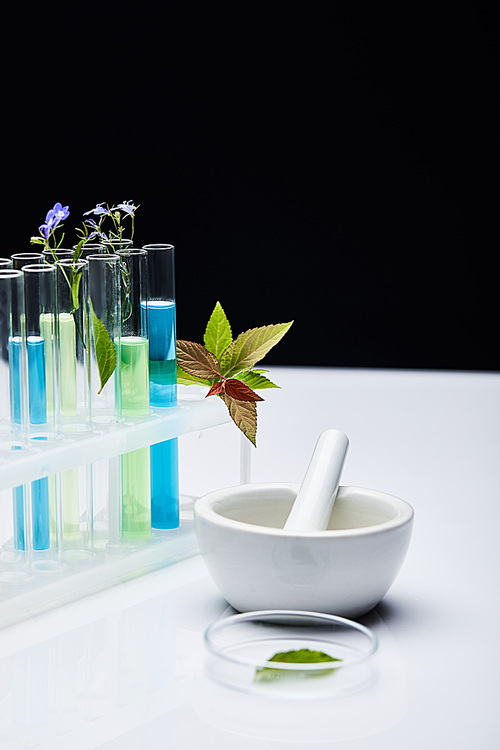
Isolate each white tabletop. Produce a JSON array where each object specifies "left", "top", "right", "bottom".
[{"left": 1, "top": 366, "right": 499, "bottom": 749}]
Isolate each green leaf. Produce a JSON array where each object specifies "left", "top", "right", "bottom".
[
  {"left": 70, "top": 267, "right": 83, "bottom": 311},
  {"left": 220, "top": 391, "right": 258, "bottom": 446},
  {"left": 220, "top": 321, "right": 293, "bottom": 377},
  {"left": 234, "top": 370, "right": 280, "bottom": 390},
  {"left": 204, "top": 301, "right": 232, "bottom": 359},
  {"left": 254, "top": 649, "right": 341, "bottom": 683},
  {"left": 177, "top": 365, "right": 214, "bottom": 387},
  {"left": 73, "top": 239, "right": 85, "bottom": 263},
  {"left": 89, "top": 300, "right": 117, "bottom": 394}
]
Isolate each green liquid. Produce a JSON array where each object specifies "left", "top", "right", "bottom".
[
  {"left": 62, "top": 468, "right": 81, "bottom": 540},
  {"left": 119, "top": 336, "right": 149, "bottom": 416},
  {"left": 59, "top": 313, "right": 77, "bottom": 416},
  {"left": 55, "top": 314, "right": 82, "bottom": 542},
  {"left": 122, "top": 446, "right": 151, "bottom": 539},
  {"left": 50, "top": 469, "right": 81, "bottom": 541},
  {"left": 119, "top": 336, "right": 151, "bottom": 538},
  {"left": 39, "top": 313, "right": 55, "bottom": 417}
]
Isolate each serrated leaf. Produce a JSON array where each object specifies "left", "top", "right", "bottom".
[
  {"left": 89, "top": 300, "right": 117, "bottom": 394},
  {"left": 235, "top": 370, "right": 280, "bottom": 390},
  {"left": 220, "top": 391, "right": 257, "bottom": 446},
  {"left": 177, "top": 365, "right": 214, "bottom": 387},
  {"left": 176, "top": 340, "right": 221, "bottom": 380},
  {"left": 204, "top": 301, "right": 232, "bottom": 358},
  {"left": 206, "top": 380, "right": 225, "bottom": 397},
  {"left": 220, "top": 321, "right": 293, "bottom": 377},
  {"left": 224, "top": 378, "right": 264, "bottom": 402}
]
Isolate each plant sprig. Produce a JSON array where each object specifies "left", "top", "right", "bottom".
[
  {"left": 30, "top": 201, "right": 140, "bottom": 394},
  {"left": 177, "top": 302, "right": 293, "bottom": 445}
]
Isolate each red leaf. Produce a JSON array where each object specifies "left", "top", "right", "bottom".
[
  {"left": 224, "top": 378, "right": 264, "bottom": 402},
  {"left": 176, "top": 340, "right": 221, "bottom": 380},
  {"left": 206, "top": 380, "right": 225, "bottom": 397}
]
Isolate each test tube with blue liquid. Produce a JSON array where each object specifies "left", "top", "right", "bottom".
[
  {"left": 142, "top": 244, "right": 179, "bottom": 529},
  {"left": 22, "top": 264, "right": 60, "bottom": 553},
  {"left": 0, "top": 269, "right": 29, "bottom": 562},
  {"left": 9, "top": 254, "right": 45, "bottom": 553},
  {"left": 117, "top": 249, "right": 151, "bottom": 540}
]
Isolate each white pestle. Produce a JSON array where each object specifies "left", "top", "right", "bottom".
[{"left": 284, "top": 429, "right": 349, "bottom": 532}]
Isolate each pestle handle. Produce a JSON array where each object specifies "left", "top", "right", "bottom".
[{"left": 284, "top": 429, "right": 349, "bottom": 532}]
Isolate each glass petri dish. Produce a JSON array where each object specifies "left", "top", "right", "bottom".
[{"left": 204, "top": 610, "right": 378, "bottom": 699}]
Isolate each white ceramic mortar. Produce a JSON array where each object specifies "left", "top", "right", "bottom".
[{"left": 194, "top": 482, "right": 414, "bottom": 618}]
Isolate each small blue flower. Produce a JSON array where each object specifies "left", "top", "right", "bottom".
[
  {"left": 52, "top": 202, "right": 70, "bottom": 223},
  {"left": 116, "top": 200, "right": 138, "bottom": 216},
  {"left": 39, "top": 202, "right": 70, "bottom": 238},
  {"left": 84, "top": 218, "right": 100, "bottom": 232},
  {"left": 39, "top": 221, "right": 52, "bottom": 239},
  {"left": 84, "top": 203, "right": 111, "bottom": 217}
]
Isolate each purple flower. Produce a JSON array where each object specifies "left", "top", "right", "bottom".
[
  {"left": 84, "top": 203, "right": 111, "bottom": 217},
  {"left": 52, "top": 202, "right": 70, "bottom": 223},
  {"left": 39, "top": 202, "right": 69, "bottom": 238},
  {"left": 116, "top": 200, "right": 138, "bottom": 216},
  {"left": 84, "top": 218, "right": 101, "bottom": 232}
]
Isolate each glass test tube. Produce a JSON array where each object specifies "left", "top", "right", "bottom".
[
  {"left": 87, "top": 254, "right": 122, "bottom": 547},
  {"left": 0, "top": 269, "right": 29, "bottom": 561},
  {"left": 43, "top": 248, "right": 74, "bottom": 264},
  {"left": 22, "top": 264, "right": 60, "bottom": 553},
  {"left": 142, "top": 244, "right": 179, "bottom": 529},
  {"left": 57, "top": 260, "right": 90, "bottom": 429},
  {"left": 103, "top": 238, "right": 133, "bottom": 253},
  {"left": 117, "top": 250, "right": 151, "bottom": 540},
  {"left": 87, "top": 254, "right": 121, "bottom": 420},
  {"left": 8, "top": 256, "right": 44, "bottom": 551},
  {"left": 73, "top": 243, "right": 106, "bottom": 260},
  {"left": 56, "top": 260, "right": 92, "bottom": 553},
  {"left": 11, "top": 253, "right": 44, "bottom": 270}
]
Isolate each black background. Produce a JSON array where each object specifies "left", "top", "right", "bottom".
[{"left": 5, "top": 3, "right": 498, "bottom": 371}]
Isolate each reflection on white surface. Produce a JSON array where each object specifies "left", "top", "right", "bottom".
[
  {"left": 0, "top": 564, "right": 407, "bottom": 749},
  {"left": 0, "top": 589, "right": 187, "bottom": 749}
]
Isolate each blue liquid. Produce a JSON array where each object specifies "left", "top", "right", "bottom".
[
  {"left": 142, "top": 300, "right": 177, "bottom": 407},
  {"left": 9, "top": 339, "right": 25, "bottom": 548},
  {"left": 8, "top": 337, "right": 23, "bottom": 426},
  {"left": 27, "top": 337, "right": 47, "bottom": 424},
  {"left": 151, "top": 439, "right": 179, "bottom": 529},
  {"left": 142, "top": 300, "right": 180, "bottom": 529},
  {"left": 10, "top": 336, "right": 50, "bottom": 550}
]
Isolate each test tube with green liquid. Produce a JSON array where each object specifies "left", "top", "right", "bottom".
[
  {"left": 116, "top": 250, "right": 151, "bottom": 540},
  {"left": 55, "top": 260, "right": 92, "bottom": 549}
]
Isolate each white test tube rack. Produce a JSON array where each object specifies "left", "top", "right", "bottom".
[{"left": 0, "top": 396, "right": 231, "bottom": 629}]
